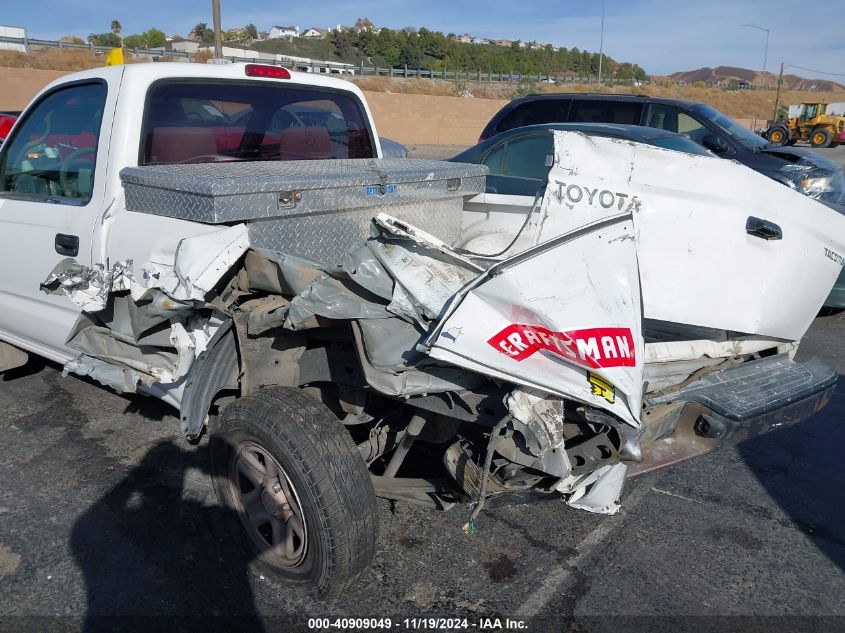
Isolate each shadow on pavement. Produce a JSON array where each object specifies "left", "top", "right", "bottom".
[
  {"left": 69, "top": 440, "right": 265, "bottom": 631},
  {"left": 738, "top": 382, "right": 845, "bottom": 574}
]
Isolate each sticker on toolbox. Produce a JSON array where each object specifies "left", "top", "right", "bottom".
[{"left": 364, "top": 183, "right": 398, "bottom": 197}]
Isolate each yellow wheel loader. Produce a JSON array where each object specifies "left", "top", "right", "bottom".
[{"left": 766, "top": 102, "right": 845, "bottom": 148}]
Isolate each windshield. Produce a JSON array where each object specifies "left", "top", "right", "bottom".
[
  {"left": 647, "top": 133, "right": 713, "bottom": 156},
  {"left": 692, "top": 104, "right": 768, "bottom": 151},
  {"left": 141, "top": 80, "right": 375, "bottom": 165}
]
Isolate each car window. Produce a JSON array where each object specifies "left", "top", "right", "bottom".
[
  {"left": 141, "top": 80, "right": 375, "bottom": 165},
  {"left": 692, "top": 104, "right": 768, "bottom": 151},
  {"left": 502, "top": 135, "right": 553, "bottom": 180},
  {"left": 647, "top": 105, "right": 708, "bottom": 144},
  {"left": 0, "top": 82, "right": 106, "bottom": 204},
  {"left": 569, "top": 99, "right": 643, "bottom": 124},
  {"left": 648, "top": 134, "right": 714, "bottom": 156},
  {"left": 481, "top": 143, "right": 505, "bottom": 174},
  {"left": 496, "top": 100, "right": 570, "bottom": 133}
]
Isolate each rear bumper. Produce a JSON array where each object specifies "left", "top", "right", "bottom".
[{"left": 629, "top": 354, "right": 837, "bottom": 476}]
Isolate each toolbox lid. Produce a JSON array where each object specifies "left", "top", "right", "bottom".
[{"left": 120, "top": 158, "right": 488, "bottom": 197}]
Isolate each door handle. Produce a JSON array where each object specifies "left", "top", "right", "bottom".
[
  {"left": 55, "top": 233, "right": 79, "bottom": 256},
  {"left": 746, "top": 216, "right": 782, "bottom": 241}
]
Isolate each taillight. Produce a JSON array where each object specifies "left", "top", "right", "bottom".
[
  {"left": 479, "top": 134, "right": 488, "bottom": 142},
  {"left": 245, "top": 64, "right": 291, "bottom": 79}
]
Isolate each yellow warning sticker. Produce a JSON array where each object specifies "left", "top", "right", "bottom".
[{"left": 588, "top": 372, "right": 615, "bottom": 404}]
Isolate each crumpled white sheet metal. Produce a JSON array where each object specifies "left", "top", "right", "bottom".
[
  {"left": 40, "top": 259, "right": 133, "bottom": 312},
  {"left": 41, "top": 226, "right": 244, "bottom": 391},
  {"left": 559, "top": 462, "right": 628, "bottom": 515},
  {"left": 151, "top": 224, "right": 250, "bottom": 302}
]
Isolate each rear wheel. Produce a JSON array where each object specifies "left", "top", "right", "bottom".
[
  {"left": 767, "top": 126, "right": 789, "bottom": 145},
  {"left": 210, "top": 387, "right": 379, "bottom": 596},
  {"left": 810, "top": 128, "right": 833, "bottom": 148}
]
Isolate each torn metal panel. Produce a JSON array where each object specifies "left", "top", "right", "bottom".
[
  {"left": 151, "top": 224, "right": 250, "bottom": 302},
  {"left": 561, "top": 462, "right": 627, "bottom": 515},
  {"left": 426, "top": 214, "right": 645, "bottom": 427},
  {"left": 350, "top": 322, "right": 486, "bottom": 397},
  {"left": 63, "top": 355, "right": 143, "bottom": 393},
  {"left": 367, "top": 215, "right": 483, "bottom": 322},
  {"left": 40, "top": 258, "right": 133, "bottom": 312},
  {"left": 505, "top": 389, "right": 566, "bottom": 453},
  {"left": 286, "top": 272, "right": 394, "bottom": 330}
]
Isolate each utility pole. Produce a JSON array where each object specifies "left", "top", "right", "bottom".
[
  {"left": 773, "top": 62, "right": 784, "bottom": 121},
  {"left": 598, "top": 0, "right": 605, "bottom": 83},
  {"left": 212, "top": 0, "right": 223, "bottom": 59},
  {"left": 741, "top": 24, "right": 769, "bottom": 88}
]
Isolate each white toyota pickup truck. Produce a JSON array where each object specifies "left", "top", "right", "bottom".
[{"left": 1, "top": 62, "right": 843, "bottom": 596}]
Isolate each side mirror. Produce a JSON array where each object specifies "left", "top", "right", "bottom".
[{"left": 702, "top": 134, "right": 730, "bottom": 154}]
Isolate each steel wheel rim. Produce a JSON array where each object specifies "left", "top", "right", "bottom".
[
  {"left": 229, "top": 441, "right": 308, "bottom": 568},
  {"left": 771, "top": 130, "right": 784, "bottom": 143}
]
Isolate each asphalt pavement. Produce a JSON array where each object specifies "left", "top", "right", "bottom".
[
  {"left": 0, "top": 142, "right": 843, "bottom": 633},
  {"left": 1, "top": 321, "right": 844, "bottom": 632}
]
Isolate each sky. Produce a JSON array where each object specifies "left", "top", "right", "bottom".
[{"left": 6, "top": 0, "right": 845, "bottom": 79}]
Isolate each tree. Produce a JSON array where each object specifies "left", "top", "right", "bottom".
[
  {"left": 244, "top": 23, "right": 258, "bottom": 40},
  {"left": 145, "top": 28, "right": 165, "bottom": 48},
  {"left": 398, "top": 43, "right": 422, "bottom": 68},
  {"left": 354, "top": 17, "right": 374, "bottom": 31},
  {"left": 88, "top": 32, "right": 121, "bottom": 47},
  {"left": 111, "top": 20, "right": 122, "bottom": 45},
  {"left": 60, "top": 35, "right": 85, "bottom": 45},
  {"left": 192, "top": 22, "right": 210, "bottom": 42}
]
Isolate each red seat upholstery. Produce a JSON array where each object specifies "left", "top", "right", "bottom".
[
  {"left": 278, "top": 127, "right": 332, "bottom": 160},
  {"left": 148, "top": 127, "right": 218, "bottom": 164}
]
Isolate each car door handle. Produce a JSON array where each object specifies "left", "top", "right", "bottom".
[
  {"left": 746, "top": 217, "right": 782, "bottom": 241},
  {"left": 55, "top": 233, "right": 79, "bottom": 256}
]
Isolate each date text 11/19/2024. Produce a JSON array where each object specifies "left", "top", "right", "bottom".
[{"left": 307, "top": 617, "right": 528, "bottom": 630}]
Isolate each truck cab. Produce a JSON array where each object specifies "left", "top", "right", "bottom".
[{"left": 0, "top": 63, "right": 382, "bottom": 360}]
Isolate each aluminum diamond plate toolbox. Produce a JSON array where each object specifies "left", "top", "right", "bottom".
[
  {"left": 120, "top": 159, "right": 486, "bottom": 260},
  {"left": 120, "top": 159, "right": 486, "bottom": 221}
]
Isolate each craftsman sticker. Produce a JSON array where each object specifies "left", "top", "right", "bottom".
[
  {"left": 587, "top": 372, "right": 615, "bottom": 404},
  {"left": 487, "top": 324, "right": 636, "bottom": 369}
]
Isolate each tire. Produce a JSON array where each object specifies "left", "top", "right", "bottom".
[
  {"left": 766, "top": 126, "right": 789, "bottom": 146},
  {"left": 810, "top": 128, "right": 832, "bottom": 148},
  {"left": 210, "top": 387, "right": 378, "bottom": 596}
]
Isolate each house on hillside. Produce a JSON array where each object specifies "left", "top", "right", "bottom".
[
  {"left": 493, "top": 39, "right": 513, "bottom": 47},
  {"left": 302, "top": 27, "right": 328, "bottom": 38},
  {"left": 269, "top": 25, "right": 299, "bottom": 39},
  {"left": 452, "top": 33, "right": 472, "bottom": 43},
  {"left": 471, "top": 37, "right": 490, "bottom": 45}
]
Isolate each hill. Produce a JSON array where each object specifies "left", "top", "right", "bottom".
[
  {"left": 253, "top": 28, "right": 647, "bottom": 80},
  {"left": 671, "top": 66, "right": 845, "bottom": 91}
]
